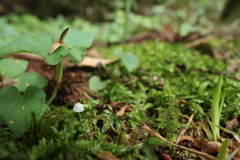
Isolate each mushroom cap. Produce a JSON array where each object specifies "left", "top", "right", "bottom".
[{"left": 73, "top": 103, "right": 84, "bottom": 112}]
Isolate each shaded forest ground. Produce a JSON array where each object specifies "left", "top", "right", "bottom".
[{"left": 1, "top": 1, "right": 240, "bottom": 160}]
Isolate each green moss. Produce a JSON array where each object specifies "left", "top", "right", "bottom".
[{"left": 1, "top": 40, "right": 240, "bottom": 159}]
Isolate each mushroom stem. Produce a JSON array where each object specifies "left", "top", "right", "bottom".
[{"left": 79, "top": 113, "right": 82, "bottom": 121}]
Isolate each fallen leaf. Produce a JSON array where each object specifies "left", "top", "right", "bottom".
[
  {"left": 177, "top": 135, "right": 197, "bottom": 148},
  {"left": 229, "top": 145, "right": 240, "bottom": 160},
  {"left": 116, "top": 105, "right": 127, "bottom": 116},
  {"left": 201, "top": 141, "right": 221, "bottom": 155},
  {"left": 221, "top": 116, "right": 239, "bottom": 138},
  {"left": 86, "top": 48, "right": 101, "bottom": 57},
  {"left": 80, "top": 57, "right": 117, "bottom": 67}
]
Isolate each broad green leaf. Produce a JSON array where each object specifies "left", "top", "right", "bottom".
[
  {"left": 65, "top": 30, "right": 94, "bottom": 63},
  {"left": 0, "top": 57, "right": 28, "bottom": 78},
  {"left": 0, "top": 29, "right": 94, "bottom": 65},
  {"left": 89, "top": 75, "right": 107, "bottom": 91},
  {"left": 0, "top": 86, "right": 46, "bottom": 137},
  {"left": 0, "top": 34, "right": 67, "bottom": 65},
  {"left": 180, "top": 22, "right": 198, "bottom": 36},
  {"left": 114, "top": 49, "right": 139, "bottom": 72},
  {"left": 13, "top": 72, "right": 48, "bottom": 92}
]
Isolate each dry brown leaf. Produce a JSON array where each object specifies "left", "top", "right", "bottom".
[
  {"left": 197, "top": 154, "right": 213, "bottom": 160},
  {"left": 86, "top": 48, "right": 101, "bottom": 57},
  {"left": 201, "top": 141, "right": 222, "bottom": 155},
  {"left": 80, "top": 57, "right": 117, "bottom": 67},
  {"left": 221, "top": 116, "right": 239, "bottom": 138},
  {"left": 96, "top": 151, "right": 121, "bottom": 160},
  {"left": 116, "top": 105, "right": 127, "bottom": 116},
  {"left": 229, "top": 145, "right": 240, "bottom": 160},
  {"left": 176, "top": 113, "right": 195, "bottom": 143},
  {"left": 177, "top": 135, "right": 196, "bottom": 147}
]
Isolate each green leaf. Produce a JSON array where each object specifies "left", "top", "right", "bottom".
[
  {"left": 211, "top": 71, "right": 224, "bottom": 141},
  {"left": 218, "top": 138, "right": 228, "bottom": 160},
  {"left": 0, "top": 30, "right": 94, "bottom": 65},
  {"left": 143, "top": 139, "right": 158, "bottom": 160},
  {"left": 101, "top": 119, "right": 113, "bottom": 132},
  {"left": 180, "top": 22, "right": 198, "bottom": 36},
  {"left": 225, "top": 150, "right": 238, "bottom": 160},
  {"left": 0, "top": 86, "right": 46, "bottom": 137},
  {"left": 114, "top": 49, "right": 139, "bottom": 72},
  {"left": 13, "top": 72, "right": 48, "bottom": 92},
  {"left": 0, "top": 57, "right": 28, "bottom": 78},
  {"left": 64, "top": 30, "right": 94, "bottom": 63},
  {"left": 0, "top": 34, "right": 67, "bottom": 65},
  {"left": 147, "top": 137, "right": 168, "bottom": 146},
  {"left": 89, "top": 75, "right": 107, "bottom": 91}
]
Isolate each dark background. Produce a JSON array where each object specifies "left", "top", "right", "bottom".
[{"left": 0, "top": 0, "right": 239, "bottom": 22}]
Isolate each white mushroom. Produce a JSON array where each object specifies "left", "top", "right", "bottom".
[
  {"left": 73, "top": 103, "right": 84, "bottom": 121},
  {"left": 73, "top": 103, "right": 84, "bottom": 113}
]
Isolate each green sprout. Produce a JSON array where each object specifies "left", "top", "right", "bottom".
[
  {"left": 218, "top": 138, "right": 238, "bottom": 160},
  {"left": 210, "top": 71, "right": 225, "bottom": 141},
  {"left": 46, "top": 28, "right": 71, "bottom": 105}
]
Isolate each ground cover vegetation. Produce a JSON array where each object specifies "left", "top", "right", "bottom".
[{"left": 0, "top": 0, "right": 240, "bottom": 159}]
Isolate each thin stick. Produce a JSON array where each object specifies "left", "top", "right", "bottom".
[{"left": 143, "top": 124, "right": 217, "bottom": 160}]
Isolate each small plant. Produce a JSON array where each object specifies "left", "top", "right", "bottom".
[
  {"left": 155, "top": 106, "right": 185, "bottom": 141},
  {"left": 218, "top": 138, "right": 238, "bottom": 160},
  {"left": 210, "top": 71, "right": 225, "bottom": 141},
  {"left": 114, "top": 49, "right": 139, "bottom": 73},
  {"left": 0, "top": 28, "right": 94, "bottom": 137},
  {"left": 46, "top": 27, "right": 71, "bottom": 105}
]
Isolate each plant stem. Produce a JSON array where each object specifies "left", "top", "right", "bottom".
[
  {"left": 122, "top": 0, "right": 132, "bottom": 46},
  {"left": 46, "top": 60, "right": 64, "bottom": 105}
]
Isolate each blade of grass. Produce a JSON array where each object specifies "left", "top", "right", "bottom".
[
  {"left": 211, "top": 71, "right": 224, "bottom": 141},
  {"left": 143, "top": 140, "right": 158, "bottom": 160},
  {"left": 225, "top": 150, "right": 238, "bottom": 160},
  {"left": 218, "top": 138, "right": 228, "bottom": 160},
  {"left": 219, "top": 89, "right": 226, "bottom": 118}
]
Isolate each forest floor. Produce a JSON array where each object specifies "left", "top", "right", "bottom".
[{"left": 1, "top": 2, "right": 240, "bottom": 159}]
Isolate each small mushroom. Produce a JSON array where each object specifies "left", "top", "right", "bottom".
[
  {"left": 73, "top": 103, "right": 84, "bottom": 113},
  {"left": 73, "top": 103, "right": 84, "bottom": 121}
]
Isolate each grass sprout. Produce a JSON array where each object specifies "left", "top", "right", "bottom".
[{"left": 211, "top": 71, "right": 225, "bottom": 141}]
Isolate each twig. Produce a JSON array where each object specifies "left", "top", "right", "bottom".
[{"left": 143, "top": 124, "right": 217, "bottom": 160}]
